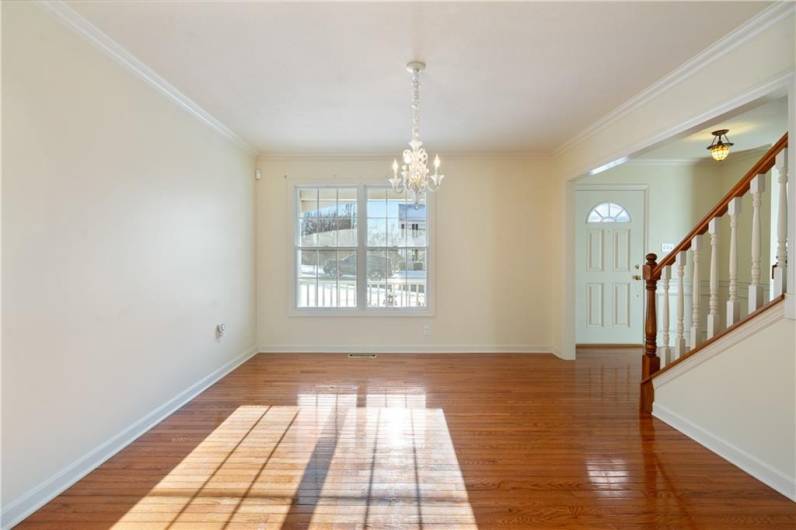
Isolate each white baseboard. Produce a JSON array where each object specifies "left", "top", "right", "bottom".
[
  {"left": 257, "top": 344, "right": 553, "bottom": 354},
  {"left": 1, "top": 345, "right": 258, "bottom": 529},
  {"left": 653, "top": 403, "right": 796, "bottom": 502}
]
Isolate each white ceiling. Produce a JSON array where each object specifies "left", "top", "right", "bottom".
[
  {"left": 638, "top": 96, "right": 788, "bottom": 161},
  {"left": 67, "top": 1, "right": 769, "bottom": 154}
]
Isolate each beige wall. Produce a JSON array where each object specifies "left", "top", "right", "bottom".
[
  {"left": 1, "top": 2, "right": 256, "bottom": 522},
  {"left": 256, "top": 155, "right": 555, "bottom": 352}
]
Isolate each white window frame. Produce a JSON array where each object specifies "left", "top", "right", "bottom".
[{"left": 288, "top": 178, "right": 435, "bottom": 317}]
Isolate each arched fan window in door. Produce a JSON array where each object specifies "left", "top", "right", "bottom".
[{"left": 586, "top": 202, "right": 631, "bottom": 223}]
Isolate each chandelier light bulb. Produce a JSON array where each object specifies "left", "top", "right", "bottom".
[{"left": 387, "top": 61, "right": 445, "bottom": 204}]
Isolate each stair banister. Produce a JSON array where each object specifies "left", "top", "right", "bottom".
[{"left": 640, "top": 133, "right": 788, "bottom": 415}]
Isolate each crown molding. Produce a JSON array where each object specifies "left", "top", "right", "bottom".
[
  {"left": 37, "top": 0, "right": 255, "bottom": 155},
  {"left": 554, "top": 2, "right": 796, "bottom": 157},
  {"left": 257, "top": 150, "right": 551, "bottom": 161}
]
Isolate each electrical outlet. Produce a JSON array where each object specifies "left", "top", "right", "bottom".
[
  {"left": 216, "top": 323, "right": 226, "bottom": 339},
  {"left": 423, "top": 323, "right": 432, "bottom": 337}
]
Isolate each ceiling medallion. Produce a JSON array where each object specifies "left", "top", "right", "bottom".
[{"left": 389, "top": 61, "right": 444, "bottom": 205}]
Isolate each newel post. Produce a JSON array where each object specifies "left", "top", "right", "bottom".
[{"left": 641, "top": 253, "right": 660, "bottom": 414}]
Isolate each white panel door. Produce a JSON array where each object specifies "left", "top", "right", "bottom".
[{"left": 575, "top": 189, "right": 645, "bottom": 344}]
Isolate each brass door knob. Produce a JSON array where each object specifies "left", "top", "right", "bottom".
[{"left": 632, "top": 274, "right": 642, "bottom": 280}]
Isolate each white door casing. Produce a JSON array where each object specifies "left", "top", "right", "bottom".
[{"left": 575, "top": 188, "right": 646, "bottom": 344}]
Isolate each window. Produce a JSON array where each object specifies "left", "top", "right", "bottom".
[
  {"left": 294, "top": 185, "right": 429, "bottom": 312},
  {"left": 587, "top": 202, "right": 630, "bottom": 223}
]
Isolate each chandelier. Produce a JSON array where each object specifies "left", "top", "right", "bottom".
[
  {"left": 706, "top": 129, "right": 733, "bottom": 161},
  {"left": 389, "top": 61, "right": 444, "bottom": 204}
]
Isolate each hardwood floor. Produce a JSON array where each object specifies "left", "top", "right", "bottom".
[{"left": 19, "top": 350, "right": 796, "bottom": 529}]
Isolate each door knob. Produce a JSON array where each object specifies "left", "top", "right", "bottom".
[{"left": 632, "top": 274, "right": 642, "bottom": 281}]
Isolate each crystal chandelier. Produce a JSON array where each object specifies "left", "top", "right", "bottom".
[{"left": 389, "top": 61, "right": 444, "bottom": 204}]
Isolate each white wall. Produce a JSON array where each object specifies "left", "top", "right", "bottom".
[
  {"left": 256, "top": 155, "right": 555, "bottom": 352},
  {"left": 1, "top": 2, "right": 256, "bottom": 524},
  {"left": 653, "top": 309, "right": 796, "bottom": 500}
]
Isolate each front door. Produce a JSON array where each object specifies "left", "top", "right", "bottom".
[{"left": 575, "top": 189, "right": 645, "bottom": 344}]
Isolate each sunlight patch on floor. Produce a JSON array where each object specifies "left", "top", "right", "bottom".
[{"left": 114, "top": 389, "right": 476, "bottom": 529}]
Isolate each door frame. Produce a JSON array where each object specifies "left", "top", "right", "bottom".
[{"left": 574, "top": 184, "right": 649, "bottom": 347}]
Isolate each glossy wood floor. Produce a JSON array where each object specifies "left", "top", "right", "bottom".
[{"left": 19, "top": 350, "right": 796, "bottom": 529}]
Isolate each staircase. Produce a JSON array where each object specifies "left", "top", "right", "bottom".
[{"left": 640, "top": 133, "right": 789, "bottom": 414}]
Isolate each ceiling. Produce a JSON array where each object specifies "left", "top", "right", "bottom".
[
  {"left": 66, "top": 1, "right": 770, "bottom": 154},
  {"left": 637, "top": 96, "right": 788, "bottom": 161}
]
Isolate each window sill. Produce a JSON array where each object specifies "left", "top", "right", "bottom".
[{"left": 288, "top": 308, "right": 434, "bottom": 318}]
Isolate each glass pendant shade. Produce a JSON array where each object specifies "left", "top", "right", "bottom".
[
  {"left": 707, "top": 129, "right": 733, "bottom": 161},
  {"left": 709, "top": 143, "right": 730, "bottom": 161}
]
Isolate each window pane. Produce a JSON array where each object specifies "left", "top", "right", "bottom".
[
  {"left": 366, "top": 250, "right": 399, "bottom": 307},
  {"left": 298, "top": 218, "right": 318, "bottom": 247},
  {"left": 298, "top": 188, "right": 318, "bottom": 217},
  {"left": 401, "top": 203, "right": 427, "bottom": 247},
  {"left": 297, "top": 249, "right": 317, "bottom": 308},
  {"left": 367, "top": 188, "right": 387, "bottom": 218},
  {"left": 403, "top": 248, "right": 427, "bottom": 308},
  {"left": 319, "top": 189, "right": 337, "bottom": 219},
  {"left": 367, "top": 218, "right": 387, "bottom": 246},
  {"left": 336, "top": 250, "right": 357, "bottom": 308},
  {"left": 338, "top": 188, "right": 357, "bottom": 218},
  {"left": 317, "top": 249, "right": 337, "bottom": 307},
  {"left": 587, "top": 202, "right": 630, "bottom": 224},
  {"left": 387, "top": 218, "right": 406, "bottom": 247},
  {"left": 386, "top": 189, "right": 405, "bottom": 218},
  {"left": 336, "top": 217, "right": 357, "bottom": 247},
  {"left": 316, "top": 217, "right": 337, "bottom": 247}
]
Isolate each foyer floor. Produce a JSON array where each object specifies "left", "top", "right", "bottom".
[{"left": 19, "top": 350, "right": 796, "bottom": 529}]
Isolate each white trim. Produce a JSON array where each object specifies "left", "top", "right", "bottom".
[
  {"left": 36, "top": 0, "right": 254, "bottom": 155},
  {"left": 257, "top": 344, "right": 552, "bottom": 354},
  {"left": 652, "top": 301, "right": 784, "bottom": 388},
  {"left": 0, "top": 345, "right": 258, "bottom": 530},
  {"left": 653, "top": 403, "right": 796, "bottom": 501},
  {"left": 555, "top": 2, "right": 796, "bottom": 156}
]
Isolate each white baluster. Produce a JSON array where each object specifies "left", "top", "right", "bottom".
[
  {"left": 674, "top": 252, "right": 687, "bottom": 358},
  {"left": 706, "top": 218, "right": 721, "bottom": 338},
  {"left": 748, "top": 174, "right": 765, "bottom": 312},
  {"left": 690, "top": 237, "right": 701, "bottom": 348},
  {"left": 727, "top": 198, "right": 742, "bottom": 326},
  {"left": 660, "top": 265, "right": 671, "bottom": 365},
  {"left": 773, "top": 150, "right": 788, "bottom": 296}
]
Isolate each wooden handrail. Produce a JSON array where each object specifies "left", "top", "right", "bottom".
[
  {"left": 652, "top": 133, "right": 788, "bottom": 276},
  {"left": 639, "top": 133, "right": 789, "bottom": 414}
]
